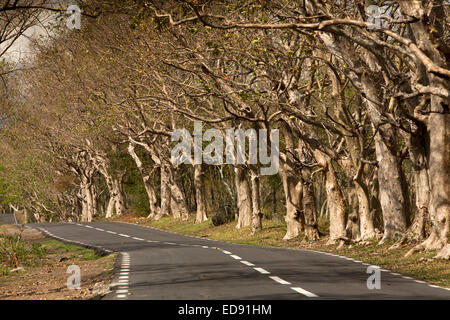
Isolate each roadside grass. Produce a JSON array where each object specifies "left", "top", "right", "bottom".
[
  {"left": 0, "top": 233, "right": 116, "bottom": 300},
  {"left": 39, "top": 239, "right": 102, "bottom": 261},
  {"left": 0, "top": 237, "right": 105, "bottom": 277},
  {"left": 113, "top": 213, "right": 450, "bottom": 288}
]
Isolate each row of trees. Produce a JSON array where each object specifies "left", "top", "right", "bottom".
[{"left": 0, "top": 1, "right": 448, "bottom": 259}]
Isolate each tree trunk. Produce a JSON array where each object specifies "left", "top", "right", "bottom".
[
  {"left": 280, "top": 122, "right": 303, "bottom": 240},
  {"left": 297, "top": 140, "right": 320, "bottom": 241},
  {"left": 155, "top": 165, "right": 171, "bottom": 220},
  {"left": 194, "top": 164, "right": 207, "bottom": 223},
  {"left": 168, "top": 166, "right": 189, "bottom": 221},
  {"left": 280, "top": 162, "right": 303, "bottom": 240},
  {"left": 407, "top": 89, "right": 450, "bottom": 259},
  {"left": 401, "top": 124, "right": 431, "bottom": 241},
  {"left": 235, "top": 166, "right": 252, "bottom": 229},
  {"left": 314, "top": 151, "right": 347, "bottom": 244},
  {"left": 112, "top": 175, "right": 125, "bottom": 216},
  {"left": 105, "top": 197, "right": 115, "bottom": 218},
  {"left": 374, "top": 133, "right": 408, "bottom": 243},
  {"left": 250, "top": 167, "right": 263, "bottom": 234}
]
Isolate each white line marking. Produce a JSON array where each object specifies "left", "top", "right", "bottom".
[
  {"left": 254, "top": 267, "right": 270, "bottom": 274},
  {"left": 291, "top": 287, "right": 318, "bottom": 297},
  {"left": 116, "top": 290, "right": 128, "bottom": 294},
  {"left": 402, "top": 276, "right": 413, "bottom": 280},
  {"left": 414, "top": 280, "right": 426, "bottom": 284},
  {"left": 95, "top": 228, "right": 104, "bottom": 231},
  {"left": 241, "top": 261, "right": 255, "bottom": 266},
  {"left": 202, "top": 246, "right": 209, "bottom": 248},
  {"left": 117, "top": 294, "right": 127, "bottom": 298},
  {"left": 107, "top": 231, "right": 116, "bottom": 234},
  {"left": 132, "top": 237, "right": 144, "bottom": 241},
  {"left": 118, "top": 234, "right": 130, "bottom": 237},
  {"left": 85, "top": 225, "right": 93, "bottom": 228},
  {"left": 230, "top": 255, "right": 242, "bottom": 260},
  {"left": 269, "top": 276, "right": 291, "bottom": 285},
  {"left": 222, "top": 250, "right": 232, "bottom": 254}
]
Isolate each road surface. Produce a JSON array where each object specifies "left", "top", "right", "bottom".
[{"left": 29, "top": 221, "right": 450, "bottom": 300}]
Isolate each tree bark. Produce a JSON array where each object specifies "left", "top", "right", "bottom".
[
  {"left": 155, "top": 165, "right": 171, "bottom": 220},
  {"left": 314, "top": 151, "right": 347, "bottom": 244},
  {"left": 280, "top": 123, "right": 303, "bottom": 240},
  {"left": 250, "top": 167, "right": 263, "bottom": 234},
  {"left": 194, "top": 164, "right": 207, "bottom": 223},
  {"left": 235, "top": 166, "right": 252, "bottom": 229}
]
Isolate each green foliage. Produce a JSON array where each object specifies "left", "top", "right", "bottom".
[{"left": 0, "top": 235, "right": 46, "bottom": 269}]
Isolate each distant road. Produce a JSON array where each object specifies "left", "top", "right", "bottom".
[
  {"left": 0, "top": 213, "right": 16, "bottom": 225},
  {"left": 29, "top": 221, "right": 450, "bottom": 300}
]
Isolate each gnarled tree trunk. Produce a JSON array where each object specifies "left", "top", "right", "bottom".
[
  {"left": 194, "top": 164, "right": 207, "bottom": 223},
  {"left": 235, "top": 166, "right": 252, "bottom": 229},
  {"left": 250, "top": 167, "right": 262, "bottom": 234}
]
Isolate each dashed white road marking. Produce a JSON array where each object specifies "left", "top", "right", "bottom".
[
  {"left": 132, "top": 237, "right": 144, "bottom": 241},
  {"left": 254, "top": 267, "right": 270, "bottom": 274},
  {"left": 222, "top": 250, "right": 232, "bottom": 254},
  {"left": 269, "top": 276, "right": 291, "bottom": 285},
  {"left": 107, "top": 231, "right": 116, "bottom": 234},
  {"left": 118, "top": 234, "right": 130, "bottom": 238},
  {"left": 116, "top": 290, "right": 128, "bottom": 294},
  {"left": 241, "top": 261, "right": 255, "bottom": 266},
  {"left": 230, "top": 255, "right": 242, "bottom": 260},
  {"left": 291, "top": 287, "right": 318, "bottom": 298}
]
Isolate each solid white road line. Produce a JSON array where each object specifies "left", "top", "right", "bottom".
[{"left": 291, "top": 287, "right": 318, "bottom": 298}]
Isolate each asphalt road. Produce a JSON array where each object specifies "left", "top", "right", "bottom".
[
  {"left": 0, "top": 213, "right": 16, "bottom": 225},
  {"left": 29, "top": 221, "right": 450, "bottom": 300}
]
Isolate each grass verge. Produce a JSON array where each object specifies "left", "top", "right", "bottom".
[{"left": 0, "top": 231, "right": 116, "bottom": 300}]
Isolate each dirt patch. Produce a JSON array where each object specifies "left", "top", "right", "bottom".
[{"left": 0, "top": 237, "right": 116, "bottom": 300}]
